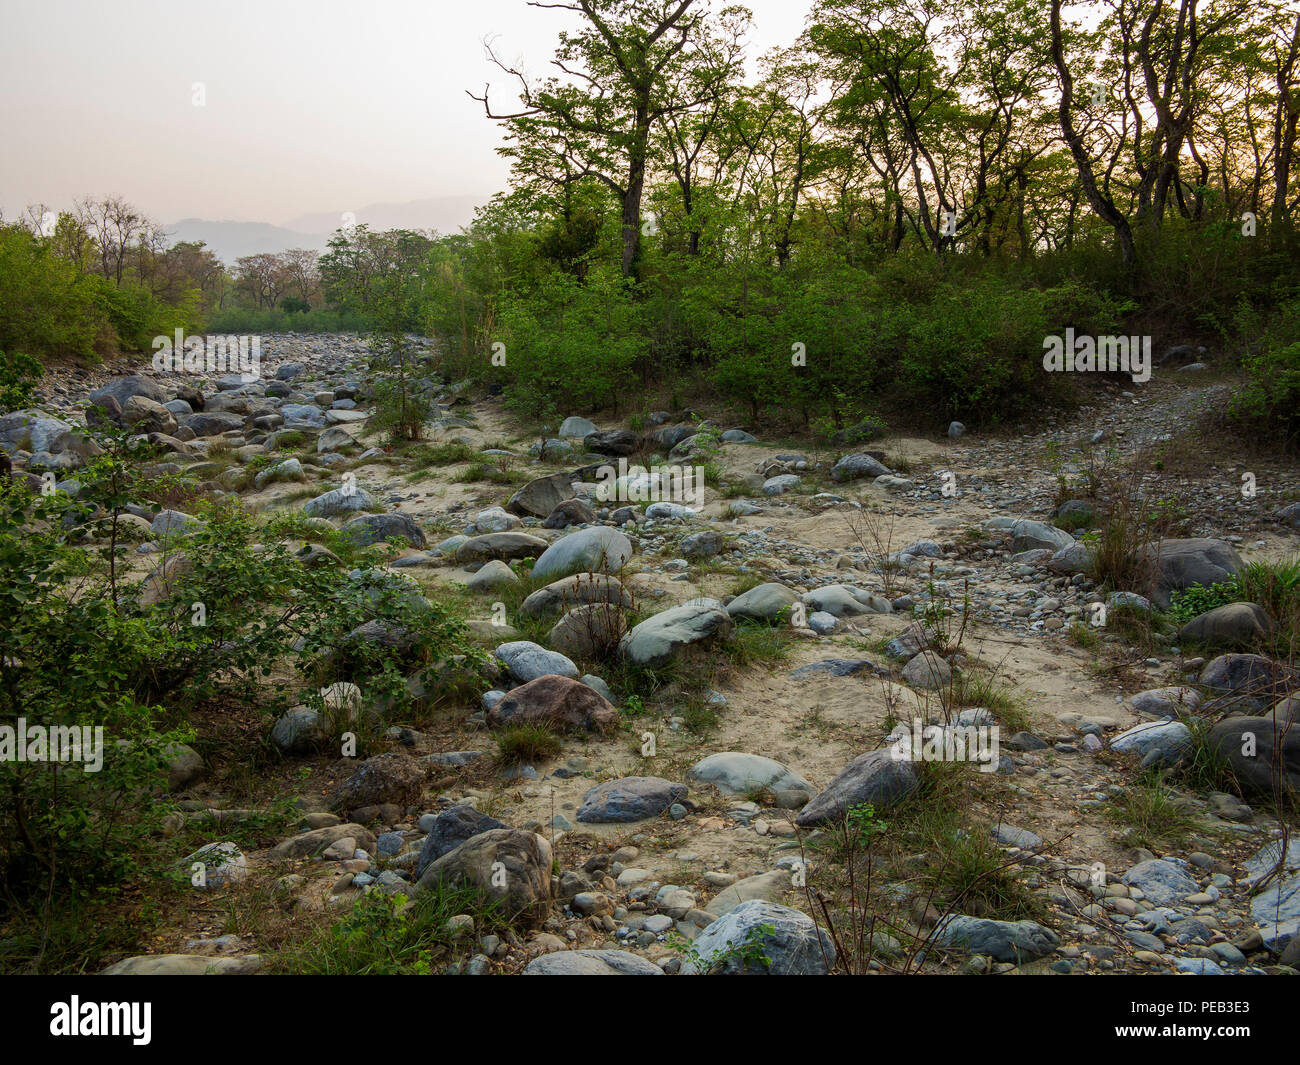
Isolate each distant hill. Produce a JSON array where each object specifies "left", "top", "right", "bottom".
[
  {"left": 283, "top": 196, "right": 481, "bottom": 237},
  {"left": 164, "top": 219, "right": 330, "bottom": 263},
  {"left": 166, "top": 196, "right": 483, "bottom": 264}
]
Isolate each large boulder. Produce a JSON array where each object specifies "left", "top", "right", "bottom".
[
  {"left": 1110, "top": 719, "right": 1193, "bottom": 767},
  {"left": 487, "top": 675, "right": 617, "bottom": 732},
  {"left": 89, "top": 375, "right": 167, "bottom": 408},
  {"left": 0, "top": 411, "right": 74, "bottom": 455},
  {"left": 415, "top": 828, "right": 553, "bottom": 925},
  {"left": 1010, "top": 520, "right": 1075, "bottom": 553},
  {"left": 1199, "top": 654, "right": 1298, "bottom": 712},
  {"left": 331, "top": 752, "right": 425, "bottom": 813},
  {"left": 802, "top": 584, "right": 891, "bottom": 618},
  {"left": 688, "top": 753, "right": 812, "bottom": 797},
  {"left": 830, "top": 453, "right": 891, "bottom": 482},
  {"left": 302, "top": 486, "right": 376, "bottom": 518},
  {"left": 558, "top": 416, "right": 599, "bottom": 438},
  {"left": 415, "top": 805, "right": 507, "bottom": 878},
  {"left": 1129, "top": 538, "right": 1244, "bottom": 609},
  {"left": 506, "top": 472, "right": 576, "bottom": 518},
  {"left": 340, "top": 513, "right": 427, "bottom": 549},
  {"left": 269, "top": 823, "right": 378, "bottom": 860},
  {"left": 794, "top": 749, "right": 919, "bottom": 827},
  {"left": 933, "top": 916, "right": 1059, "bottom": 963},
  {"left": 683, "top": 901, "right": 835, "bottom": 975},
  {"left": 519, "top": 574, "right": 633, "bottom": 618},
  {"left": 1178, "top": 602, "right": 1273, "bottom": 649},
  {"left": 524, "top": 949, "right": 663, "bottom": 975},
  {"left": 1206, "top": 716, "right": 1300, "bottom": 796},
  {"left": 494, "top": 641, "right": 579, "bottom": 684},
  {"left": 619, "top": 602, "right": 732, "bottom": 667},
  {"left": 542, "top": 498, "right": 596, "bottom": 529},
  {"left": 121, "top": 395, "right": 178, "bottom": 435},
  {"left": 182, "top": 411, "right": 245, "bottom": 437},
  {"left": 1243, "top": 838, "right": 1300, "bottom": 952},
  {"left": 530, "top": 527, "right": 633, "bottom": 582},
  {"left": 548, "top": 604, "right": 627, "bottom": 658},
  {"left": 455, "top": 532, "right": 549, "bottom": 564},
  {"left": 583, "top": 429, "right": 641, "bottom": 456},
  {"left": 1122, "top": 858, "right": 1199, "bottom": 906},
  {"left": 726, "top": 582, "right": 800, "bottom": 623},
  {"left": 577, "top": 776, "right": 686, "bottom": 823}
]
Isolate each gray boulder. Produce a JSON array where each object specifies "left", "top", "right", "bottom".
[
  {"left": 933, "top": 916, "right": 1059, "bottom": 962},
  {"left": 619, "top": 602, "right": 732, "bottom": 667},
  {"left": 794, "top": 749, "right": 918, "bottom": 826},
  {"left": 830, "top": 453, "right": 891, "bottom": 482},
  {"left": 494, "top": 640, "right": 579, "bottom": 683},
  {"left": 577, "top": 776, "right": 686, "bottom": 823},
  {"left": 341, "top": 513, "right": 427, "bottom": 548},
  {"left": 684, "top": 901, "right": 835, "bottom": 975},
  {"left": 531, "top": 527, "right": 633, "bottom": 582},
  {"left": 1129, "top": 538, "right": 1244, "bottom": 609}
]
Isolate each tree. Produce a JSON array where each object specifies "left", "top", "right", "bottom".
[{"left": 472, "top": 0, "right": 747, "bottom": 279}]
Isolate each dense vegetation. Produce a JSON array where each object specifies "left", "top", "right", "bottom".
[{"left": 3, "top": 0, "right": 1299, "bottom": 439}]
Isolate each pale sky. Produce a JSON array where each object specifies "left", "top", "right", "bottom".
[{"left": 0, "top": 0, "right": 813, "bottom": 225}]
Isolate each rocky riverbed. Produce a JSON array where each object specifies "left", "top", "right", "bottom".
[{"left": 6, "top": 333, "right": 1300, "bottom": 976}]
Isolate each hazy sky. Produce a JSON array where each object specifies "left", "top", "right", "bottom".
[{"left": 0, "top": 0, "right": 813, "bottom": 225}]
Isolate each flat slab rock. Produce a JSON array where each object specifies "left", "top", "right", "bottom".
[
  {"left": 523, "top": 949, "right": 663, "bottom": 975},
  {"left": 933, "top": 916, "right": 1059, "bottom": 962},
  {"left": 101, "top": 953, "right": 262, "bottom": 975},
  {"left": 577, "top": 776, "right": 686, "bottom": 823}
]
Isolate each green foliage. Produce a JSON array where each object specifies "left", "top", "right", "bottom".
[
  {"left": 1167, "top": 577, "right": 1245, "bottom": 624},
  {"left": 0, "top": 349, "right": 43, "bottom": 412},
  {"left": 279, "top": 888, "right": 510, "bottom": 975}
]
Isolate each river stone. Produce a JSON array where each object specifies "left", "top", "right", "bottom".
[
  {"left": 340, "top": 512, "right": 427, "bottom": 548},
  {"left": 726, "top": 583, "right": 800, "bottom": 622},
  {"left": 507, "top": 472, "right": 576, "bottom": 517},
  {"left": 795, "top": 749, "right": 918, "bottom": 826},
  {"left": 577, "top": 776, "right": 687, "bottom": 823},
  {"left": 101, "top": 954, "right": 262, "bottom": 975},
  {"left": 933, "top": 916, "right": 1060, "bottom": 962},
  {"left": 1129, "top": 538, "right": 1244, "bottom": 609},
  {"left": 619, "top": 602, "right": 732, "bottom": 667},
  {"left": 415, "top": 805, "right": 508, "bottom": 878},
  {"left": 558, "top": 416, "right": 599, "bottom": 438},
  {"left": 302, "top": 486, "right": 376, "bottom": 517},
  {"left": 802, "top": 584, "right": 891, "bottom": 617},
  {"left": 1122, "top": 859, "right": 1199, "bottom": 906},
  {"left": 1010, "top": 520, "right": 1075, "bottom": 552},
  {"left": 495, "top": 640, "right": 579, "bottom": 683},
  {"left": 1178, "top": 602, "right": 1274, "bottom": 649},
  {"left": 530, "top": 526, "right": 633, "bottom": 582},
  {"left": 830, "top": 453, "right": 891, "bottom": 482},
  {"left": 1110, "top": 720, "right": 1193, "bottom": 767},
  {"left": 487, "top": 675, "right": 617, "bottom": 732},
  {"left": 416, "top": 829, "right": 553, "bottom": 925},
  {"left": 684, "top": 901, "right": 835, "bottom": 975},
  {"left": 519, "top": 573, "right": 633, "bottom": 617},
  {"left": 688, "top": 753, "right": 813, "bottom": 797},
  {"left": 455, "top": 532, "right": 549, "bottom": 564},
  {"left": 466, "top": 559, "right": 518, "bottom": 591},
  {"left": 524, "top": 949, "right": 663, "bottom": 975}
]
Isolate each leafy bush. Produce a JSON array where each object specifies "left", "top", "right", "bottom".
[{"left": 1167, "top": 577, "right": 1245, "bottom": 623}]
